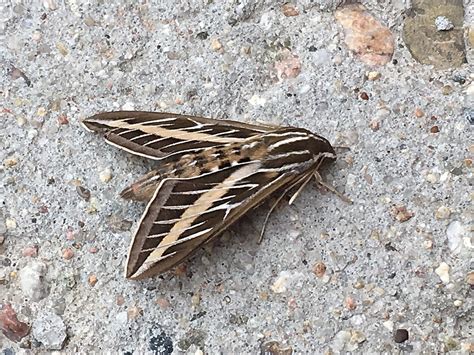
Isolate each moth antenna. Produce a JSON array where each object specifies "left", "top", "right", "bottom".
[{"left": 313, "top": 172, "right": 352, "bottom": 204}]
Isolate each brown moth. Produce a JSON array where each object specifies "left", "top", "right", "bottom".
[{"left": 82, "top": 111, "right": 339, "bottom": 280}]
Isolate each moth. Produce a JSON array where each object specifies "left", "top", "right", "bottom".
[{"left": 82, "top": 111, "right": 342, "bottom": 280}]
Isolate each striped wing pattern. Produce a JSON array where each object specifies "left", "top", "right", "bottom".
[
  {"left": 82, "top": 111, "right": 337, "bottom": 280},
  {"left": 82, "top": 111, "right": 274, "bottom": 162},
  {"left": 125, "top": 162, "right": 300, "bottom": 279}
]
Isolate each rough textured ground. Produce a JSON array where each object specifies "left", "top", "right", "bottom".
[{"left": 0, "top": 0, "right": 472, "bottom": 354}]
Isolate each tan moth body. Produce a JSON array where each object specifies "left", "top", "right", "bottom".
[{"left": 82, "top": 111, "right": 337, "bottom": 279}]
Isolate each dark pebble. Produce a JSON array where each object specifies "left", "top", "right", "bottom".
[
  {"left": 1, "top": 257, "right": 11, "bottom": 266},
  {"left": 149, "top": 327, "right": 173, "bottom": 355},
  {"left": 76, "top": 185, "right": 91, "bottom": 201},
  {"left": 452, "top": 74, "right": 465, "bottom": 84},
  {"left": 394, "top": 329, "right": 409, "bottom": 343},
  {"left": 360, "top": 92, "right": 369, "bottom": 100},
  {"left": 196, "top": 31, "right": 209, "bottom": 40}
]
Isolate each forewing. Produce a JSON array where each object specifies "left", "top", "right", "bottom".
[
  {"left": 125, "top": 162, "right": 298, "bottom": 279},
  {"left": 82, "top": 111, "right": 277, "bottom": 161}
]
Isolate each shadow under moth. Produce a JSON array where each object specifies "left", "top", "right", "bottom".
[{"left": 82, "top": 111, "right": 342, "bottom": 280}]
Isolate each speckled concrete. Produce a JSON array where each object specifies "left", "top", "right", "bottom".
[{"left": 1, "top": 1, "right": 472, "bottom": 354}]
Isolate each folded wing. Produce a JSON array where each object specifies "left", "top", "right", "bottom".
[
  {"left": 82, "top": 111, "right": 276, "bottom": 161},
  {"left": 125, "top": 161, "right": 299, "bottom": 279}
]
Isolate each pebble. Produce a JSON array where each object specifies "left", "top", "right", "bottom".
[
  {"left": 369, "top": 119, "right": 380, "bottom": 131},
  {"left": 435, "top": 262, "right": 450, "bottom": 283},
  {"left": 335, "top": 4, "right": 394, "bottom": 66},
  {"left": 391, "top": 205, "right": 414, "bottom": 222},
  {"left": 260, "top": 341, "right": 292, "bottom": 355},
  {"left": 274, "top": 50, "right": 301, "bottom": 80},
  {"left": 99, "top": 168, "right": 113, "bottom": 183},
  {"left": 345, "top": 297, "right": 357, "bottom": 310},
  {"left": 248, "top": 95, "right": 266, "bottom": 106},
  {"left": 57, "top": 114, "right": 69, "bottom": 125},
  {"left": 442, "top": 85, "right": 453, "bottom": 95},
  {"left": 435, "top": 16, "right": 454, "bottom": 31},
  {"left": 5, "top": 218, "right": 17, "bottom": 229},
  {"left": 115, "top": 311, "right": 128, "bottom": 326},
  {"left": 76, "top": 185, "right": 91, "bottom": 201},
  {"left": 19, "top": 261, "right": 49, "bottom": 301},
  {"left": 3, "top": 157, "right": 18, "bottom": 168},
  {"left": 312, "top": 261, "right": 326, "bottom": 278},
  {"left": 32, "top": 30, "right": 42, "bottom": 41},
  {"left": 32, "top": 311, "right": 67, "bottom": 350},
  {"left": 110, "top": 293, "right": 123, "bottom": 306},
  {"left": 430, "top": 125, "right": 440, "bottom": 133},
  {"left": 446, "top": 221, "right": 464, "bottom": 253},
  {"left": 359, "top": 92, "right": 369, "bottom": 100},
  {"left": 367, "top": 71, "right": 380, "bottom": 80},
  {"left": 332, "top": 330, "right": 352, "bottom": 351},
  {"left": 191, "top": 292, "right": 201, "bottom": 307},
  {"left": 22, "top": 246, "right": 38, "bottom": 257},
  {"left": 414, "top": 108, "right": 425, "bottom": 118},
  {"left": 0, "top": 303, "right": 30, "bottom": 342},
  {"left": 127, "top": 306, "right": 143, "bottom": 320},
  {"left": 149, "top": 326, "right": 174, "bottom": 354},
  {"left": 270, "top": 271, "right": 303, "bottom": 293},
  {"left": 435, "top": 206, "right": 450, "bottom": 220},
  {"left": 394, "top": 328, "right": 409, "bottom": 343},
  {"left": 210, "top": 38, "right": 223, "bottom": 52},
  {"left": 281, "top": 3, "right": 299, "bottom": 17},
  {"left": 425, "top": 173, "right": 439, "bottom": 184},
  {"left": 466, "top": 271, "right": 474, "bottom": 286},
  {"left": 62, "top": 248, "right": 74, "bottom": 260},
  {"left": 156, "top": 298, "right": 171, "bottom": 309},
  {"left": 350, "top": 330, "right": 366, "bottom": 347},
  {"left": 383, "top": 320, "right": 394, "bottom": 331},
  {"left": 16, "top": 116, "right": 27, "bottom": 126},
  {"left": 88, "top": 274, "right": 98, "bottom": 287},
  {"left": 37, "top": 107, "right": 47, "bottom": 117}
]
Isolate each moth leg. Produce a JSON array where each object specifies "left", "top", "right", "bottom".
[
  {"left": 313, "top": 172, "right": 352, "bottom": 204},
  {"left": 257, "top": 190, "right": 289, "bottom": 244},
  {"left": 288, "top": 173, "right": 313, "bottom": 205},
  {"left": 258, "top": 173, "right": 312, "bottom": 244}
]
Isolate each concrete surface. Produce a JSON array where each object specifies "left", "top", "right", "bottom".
[{"left": 0, "top": 0, "right": 472, "bottom": 353}]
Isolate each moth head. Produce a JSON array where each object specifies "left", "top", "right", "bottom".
[{"left": 308, "top": 134, "right": 337, "bottom": 168}]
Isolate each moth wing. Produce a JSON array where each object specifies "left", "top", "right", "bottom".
[
  {"left": 125, "top": 162, "right": 298, "bottom": 279},
  {"left": 82, "top": 111, "right": 277, "bottom": 161}
]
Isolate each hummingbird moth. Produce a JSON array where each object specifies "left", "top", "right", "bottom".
[{"left": 82, "top": 111, "right": 340, "bottom": 279}]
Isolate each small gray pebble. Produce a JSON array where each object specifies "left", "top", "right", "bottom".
[
  {"left": 32, "top": 311, "right": 67, "bottom": 350},
  {"left": 435, "top": 16, "right": 454, "bottom": 31}
]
